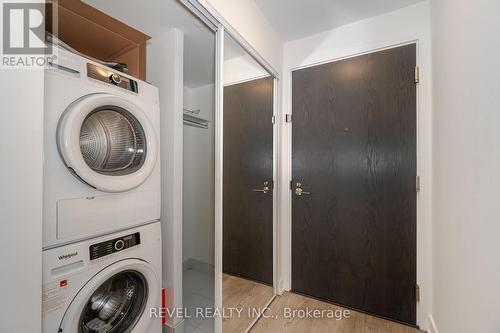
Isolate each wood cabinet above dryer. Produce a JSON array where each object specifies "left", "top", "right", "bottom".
[{"left": 46, "top": 0, "right": 151, "bottom": 80}]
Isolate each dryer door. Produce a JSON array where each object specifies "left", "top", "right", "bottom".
[
  {"left": 58, "top": 93, "right": 158, "bottom": 193},
  {"left": 60, "top": 259, "right": 160, "bottom": 333}
]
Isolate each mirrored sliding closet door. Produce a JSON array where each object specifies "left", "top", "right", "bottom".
[{"left": 222, "top": 32, "right": 275, "bottom": 333}]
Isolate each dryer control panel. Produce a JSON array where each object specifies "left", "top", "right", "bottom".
[
  {"left": 87, "top": 63, "right": 139, "bottom": 93},
  {"left": 89, "top": 232, "right": 141, "bottom": 260}
]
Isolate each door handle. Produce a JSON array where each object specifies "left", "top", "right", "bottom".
[
  {"left": 294, "top": 182, "right": 311, "bottom": 196},
  {"left": 252, "top": 181, "right": 271, "bottom": 194},
  {"left": 294, "top": 188, "right": 311, "bottom": 196}
]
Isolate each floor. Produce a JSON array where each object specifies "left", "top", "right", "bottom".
[
  {"left": 222, "top": 274, "right": 275, "bottom": 333},
  {"left": 250, "top": 292, "right": 424, "bottom": 333},
  {"left": 183, "top": 264, "right": 215, "bottom": 333},
  {"left": 183, "top": 268, "right": 423, "bottom": 333}
]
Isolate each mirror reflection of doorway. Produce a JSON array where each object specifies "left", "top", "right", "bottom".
[{"left": 222, "top": 32, "right": 275, "bottom": 333}]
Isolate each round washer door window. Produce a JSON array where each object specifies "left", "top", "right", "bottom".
[
  {"left": 60, "top": 259, "right": 160, "bottom": 333},
  {"left": 79, "top": 270, "right": 147, "bottom": 333},
  {"left": 58, "top": 94, "right": 158, "bottom": 192}
]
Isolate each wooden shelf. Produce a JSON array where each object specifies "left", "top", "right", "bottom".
[{"left": 46, "top": 0, "right": 151, "bottom": 80}]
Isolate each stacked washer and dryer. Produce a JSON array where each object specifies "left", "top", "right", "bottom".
[{"left": 42, "top": 47, "right": 162, "bottom": 333}]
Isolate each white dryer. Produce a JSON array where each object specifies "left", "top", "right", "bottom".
[
  {"left": 43, "top": 47, "right": 161, "bottom": 249},
  {"left": 42, "top": 221, "right": 162, "bottom": 333}
]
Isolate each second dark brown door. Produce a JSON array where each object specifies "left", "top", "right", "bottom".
[
  {"left": 223, "top": 77, "right": 274, "bottom": 285},
  {"left": 292, "top": 44, "right": 417, "bottom": 325}
]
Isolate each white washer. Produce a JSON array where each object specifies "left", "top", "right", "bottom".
[
  {"left": 43, "top": 47, "right": 161, "bottom": 249},
  {"left": 43, "top": 222, "right": 162, "bottom": 333}
]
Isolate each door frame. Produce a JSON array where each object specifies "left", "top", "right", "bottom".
[
  {"left": 281, "top": 39, "right": 432, "bottom": 328},
  {"left": 178, "top": 2, "right": 280, "bottom": 332}
]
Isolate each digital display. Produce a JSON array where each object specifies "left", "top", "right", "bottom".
[{"left": 89, "top": 232, "right": 140, "bottom": 260}]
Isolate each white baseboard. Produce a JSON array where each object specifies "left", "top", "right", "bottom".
[{"left": 427, "top": 314, "right": 439, "bottom": 333}]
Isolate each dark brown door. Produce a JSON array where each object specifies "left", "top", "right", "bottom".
[
  {"left": 223, "top": 77, "right": 274, "bottom": 285},
  {"left": 291, "top": 44, "right": 417, "bottom": 325}
]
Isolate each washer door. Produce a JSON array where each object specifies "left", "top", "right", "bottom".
[
  {"left": 58, "top": 93, "right": 158, "bottom": 193},
  {"left": 60, "top": 259, "right": 159, "bottom": 333}
]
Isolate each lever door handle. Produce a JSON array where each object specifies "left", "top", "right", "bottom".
[
  {"left": 294, "top": 187, "right": 311, "bottom": 196},
  {"left": 252, "top": 186, "right": 270, "bottom": 194},
  {"left": 252, "top": 181, "right": 271, "bottom": 194}
]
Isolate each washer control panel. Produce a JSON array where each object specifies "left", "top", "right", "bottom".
[
  {"left": 87, "top": 63, "right": 138, "bottom": 93},
  {"left": 90, "top": 232, "right": 141, "bottom": 260}
]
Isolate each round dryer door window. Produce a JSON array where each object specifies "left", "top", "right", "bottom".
[
  {"left": 79, "top": 270, "right": 147, "bottom": 333},
  {"left": 58, "top": 94, "right": 158, "bottom": 192},
  {"left": 80, "top": 107, "right": 146, "bottom": 175}
]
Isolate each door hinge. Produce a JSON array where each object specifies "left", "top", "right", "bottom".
[
  {"left": 415, "top": 65, "right": 420, "bottom": 84},
  {"left": 272, "top": 115, "right": 276, "bottom": 124},
  {"left": 290, "top": 180, "right": 293, "bottom": 190},
  {"left": 415, "top": 284, "right": 420, "bottom": 302},
  {"left": 416, "top": 176, "right": 421, "bottom": 193},
  {"left": 285, "top": 114, "right": 292, "bottom": 123}
]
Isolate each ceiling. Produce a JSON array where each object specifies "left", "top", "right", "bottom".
[
  {"left": 255, "top": 0, "right": 425, "bottom": 41},
  {"left": 82, "top": 0, "right": 425, "bottom": 84},
  {"left": 84, "top": 0, "right": 215, "bottom": 88}
]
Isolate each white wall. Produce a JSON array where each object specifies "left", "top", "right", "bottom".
[
  {"left": 183, "top": 84, "right": 215, "bottom": 265},
  {"left": 431, "top": 1, "right": 500, "bottom": 332},
  {"left": 280, "top": 2, "right": 433, "bottom": 330},
  {"left": 224, "top": 54, "right": 269, "bottom": 86},
  {"left": 0, "top": 68, "right": 44, "bottom": 333},
  {"left": 147, "top": 28, "right": 184, "bottom": 329},
  {"left": 0, "top": 0, "right": 44, "bottom": 331},
  {"left": 200, "top": 0, "right": 283, "bottom": 72}
]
